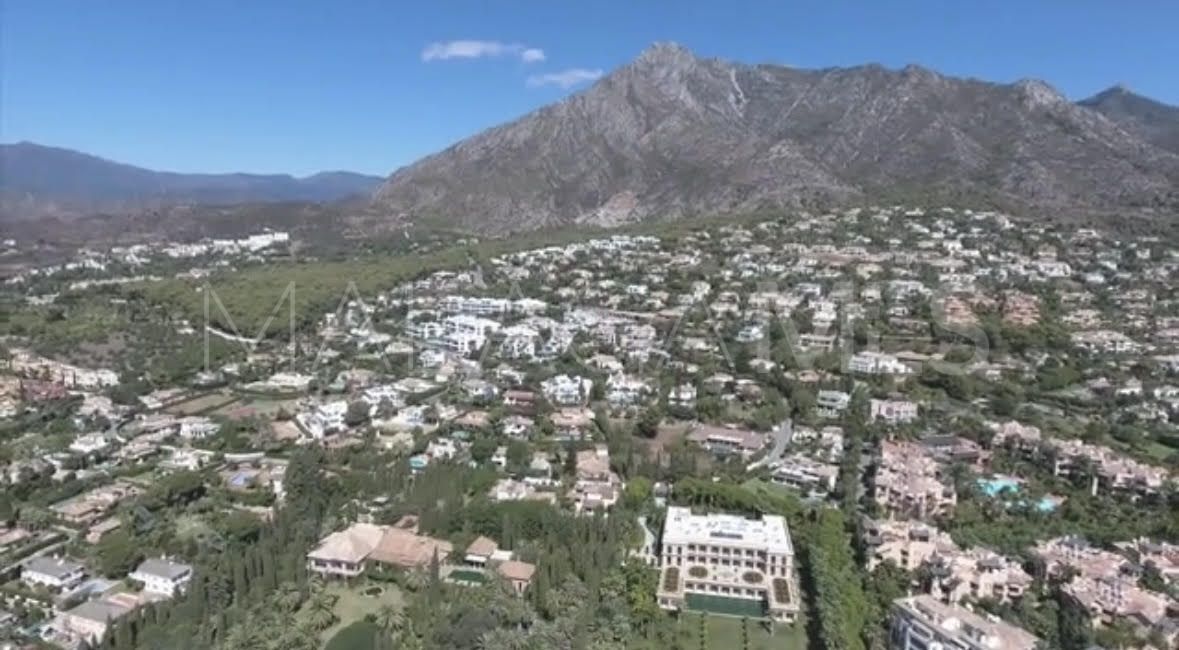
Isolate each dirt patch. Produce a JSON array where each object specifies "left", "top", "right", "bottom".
[
  {"left": 166, "top": 390, "right": 239, "bottom": 416},
  {"left": 644, "top": 421, "right": 691, "bottom": 452}
]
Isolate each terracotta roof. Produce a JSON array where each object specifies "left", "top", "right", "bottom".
[
  {"left": 496, "top": 560, "right": 536, "bottom": 583},
  {"left": 466, "top": 536, "right": 499, "bottom": 559},
  {"left": 306, "top": 523, "right": 385, "bottom": 564},
  {"left": 368, "top": 528, "right": 452, "bottom": 569}
]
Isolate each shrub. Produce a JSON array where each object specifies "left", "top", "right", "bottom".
[{"left": 663, "top": 567, "right": 680, "bottom": 591}]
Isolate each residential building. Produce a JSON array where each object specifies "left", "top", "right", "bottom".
[
  {"left": 848, "top": 352, "right": 913, "bottom": 376},
  {"left": 55, "top": 598, "right": 134, "bottom": 644},
  {"left": 306, "top": 523, "right": 386, "bottom": 579},
  {"left": 22, "top": 556, "right": 85, "bottom": 591},
  {"left": 816, "top": 390, "right": 850, "bottom": 418},
  {"left": 993, "top": 421, "right": 1173, "bottom": 499},
  {"left": 130, "top": 557, "right": 193, "bottom": 597},
  {"left": 497, "top": 561, "right": 537, "bottom": 594},
  {"left": 541, "top": 374, "right": 593, "bottom": 407},
  {"left": 871, "top": 399, "right": 919, "bottom": 424},
  {"left": 771, "top": 456, "right": 839, "bottom": 495},
  {"left": 874, "top": 441, "right": 957, "bottom": 520},
  {"left": 570, "top": 445, "right": 621, "bottom": 514},
  {"left": 889, "top": 595, "right": 1039, "bottom": 650},
  {"left": 686, "top": 424, "right": 767, "bottom": 459},
  {"left": 490, "top": 478, "right": 556, "bottom": 504},
  {"left": 306, "top": 522, "right": 453, "bottom": 578},
  {"left": 656, "top": 506, "right": 800, "bottom": 622}
]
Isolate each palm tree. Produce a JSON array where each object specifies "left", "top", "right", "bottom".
[
  {"left": 274, "top": 581, "right": 303, "bottom": 613},
  {"left": 396, "top": 619, "right": 424, "bottom": 650},
  {"left": 477, "top": 628, "right": 530, "bottom": 650},
  {"left": 376, "top": 604, "right": 403, "bottom": 636},
  {"left": 406, "top": 566, "right": 430, "bottom": 592},
  {"left": 303, "top": 590, "right": 337, "bottom": 632}
]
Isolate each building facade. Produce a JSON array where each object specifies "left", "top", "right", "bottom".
[{"left": 656, "top": 506, "right": 800, "bottom": 622}]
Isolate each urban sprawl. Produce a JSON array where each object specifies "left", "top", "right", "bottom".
[{"left": 0, "top": 206, "right": 1177, "bottom": 649}]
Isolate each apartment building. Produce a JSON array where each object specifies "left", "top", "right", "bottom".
[
  {"left": 864, "top": 520, "right": 1031, "bottom": 605},
  {"left": 864, "top": 519, "right": 958, "bottom": 572},
  {"left": 1117, "top": 538, "right": 1179, "bottom": 587},
  {"left": 874, "top": 441, "right": 957, "bottom": 520},
  {"left": 1030, "top": 535, "right": 1176, "bottom": 641},
  {"left": 889, "top": 595, "right": 1039, "bottom": 650},
  {"left": 656, "top": 506, "right": 800, "bottom": 622},
  {"left": 993, "top": 421, "right": 1173, "bottom": 499},
  {"left": 930, "top": 548, "right": 1033, "bottom": 605},
  {"left": 1064, "top": 574, "right": 1176, "bottom": 639}
]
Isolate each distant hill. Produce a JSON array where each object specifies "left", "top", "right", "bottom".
[
  {"left": 0, "top": 142, "right": 383, "bottom": 220},
  {"left": 1078, "top": 85, "right": 1179, "bottom": 155},
  {"left": 373, "top": 43, "right": 1179, "bottom": 233}
]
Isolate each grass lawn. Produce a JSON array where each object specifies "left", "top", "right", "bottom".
[
  {"left": 1137, "top": 440, "right": 1176, "bottom": 462},
  {"left": 173, "top": 513, "right": 215, "bottom": 541},
  {"left": 319, "top": 581, "right": 405, "bottom": 644},
  {"left": 667, "top": 611, "right": 810, "bottom": 650}
]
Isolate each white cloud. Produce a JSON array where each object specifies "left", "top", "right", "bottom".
[
  {"left": 421, "top": 40, "right": 545, "bottom": 63},
  {"left": 526, "top": 68, "right": 604, "bottom": 89},
  {"left": 520, "top": 48, "right": 546, "bottom": 63}
]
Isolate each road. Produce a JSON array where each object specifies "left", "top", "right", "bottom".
[{"left": 747, "top": 418, "right": 793, "bottom": 471}]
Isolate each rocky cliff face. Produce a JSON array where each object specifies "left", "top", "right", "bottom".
[{"left": 374, "top": 43, "right": 1179, "bottom": 232}]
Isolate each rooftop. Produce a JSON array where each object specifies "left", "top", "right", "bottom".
[
  {"left": 662, "top": 506, "right": 793, "bottom": 555},
  {"left": 895, "top": 594, "right": 1040, "bottom": 650}
]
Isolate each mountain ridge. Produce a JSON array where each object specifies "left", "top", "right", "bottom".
[
  {"left": 373, "top": 43, "right": 1179, "bottom": 233},
  {"left": 1078, "top": 86, "right": 1179, "bottom": 155},
  {"left": 0, "top": 141, "right": 383, "bottom": 220}
]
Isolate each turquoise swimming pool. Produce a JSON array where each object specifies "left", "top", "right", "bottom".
[
  {"left": 977, "top": 476, "right": 1020, "bottom": 496},
  {"left": 977, "top": 476, "right": 1059, "bottom": 512}
]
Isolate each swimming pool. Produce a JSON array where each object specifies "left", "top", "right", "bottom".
[
  {"left": 977, "top": 476, "right": 1060, "bottom": 512},
  {"left": 977, "top": 476, "right": 1020, "bottom": 496}
]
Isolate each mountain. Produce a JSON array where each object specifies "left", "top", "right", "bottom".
[
  {"left": 0, "top": 142, "right": 382, "bottom": 219},
  {"left": 374, "top": 43, "right": 1179, "bottom": 233},
  {"left": 1078, "top": 85, "right": 1179, "bottom": 155}
]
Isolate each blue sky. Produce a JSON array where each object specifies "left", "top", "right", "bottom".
[{"left": 2, "top": 1, "right": 1177, "bottom": 176}]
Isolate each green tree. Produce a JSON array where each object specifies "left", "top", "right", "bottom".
[
  {"left": 344, "top": 400, "right": 370, "bottom": 427},
  {"left": 98, "top": 530, "right": 144, "bottom": 578},
  {"left": 635, "top": 406, "right": 662, "bottom": 439}
]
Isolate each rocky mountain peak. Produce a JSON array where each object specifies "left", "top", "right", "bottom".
[
  {"left": 1013, "top": 78, "right": 1069, "bottom": 108},
  {"left": 372, "top": 43, "right": 1179, "bottom": 233},
  {"left": 635, "top": 41, "right": 697, "bottom": 66}
]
